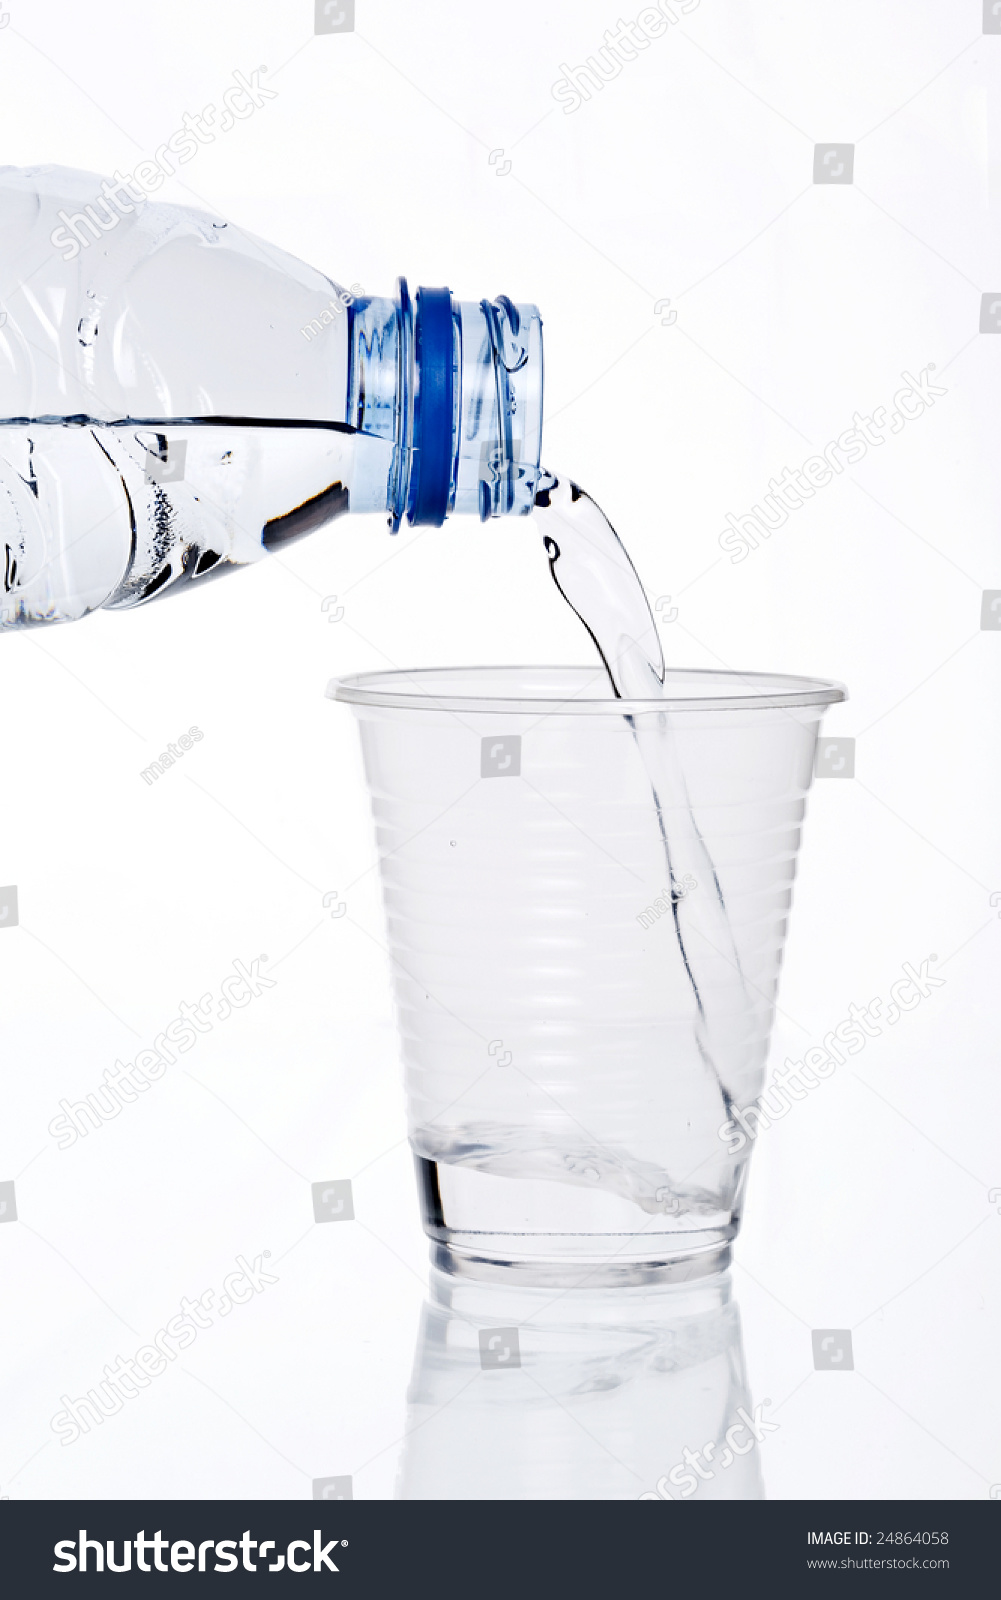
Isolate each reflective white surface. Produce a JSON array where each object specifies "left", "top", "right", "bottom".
[{"left": 3, "top": 1000, "right": 998, "bottom": 1500}]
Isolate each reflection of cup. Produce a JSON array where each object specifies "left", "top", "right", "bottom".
[
  {"left": 396, "top": 1268, "right": 764, "bottom": 1501},
  {"left": 332, "top": 665, "right": 843, "bottom": 1284}
]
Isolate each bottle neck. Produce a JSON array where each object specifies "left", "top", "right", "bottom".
[{"left": 346, "top": 279, "right": 543, "bottom": 530}]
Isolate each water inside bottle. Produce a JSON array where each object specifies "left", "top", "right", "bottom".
[{"left": 0, "top": 417, "right": 390, "bottom": 626}]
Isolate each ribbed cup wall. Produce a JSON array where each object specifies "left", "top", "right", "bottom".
[{"left": 344, "top": 669, "right": 832, "bottom": 1230}]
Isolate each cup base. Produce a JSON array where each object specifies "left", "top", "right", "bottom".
[
  {"left": 417, "top": 1154, "right": 737, "bottom": 1286},
  {"left": 430, "top": 1237, "right": 732, "bottom": 1289}
]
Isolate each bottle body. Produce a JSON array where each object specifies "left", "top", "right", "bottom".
[{"left": 0, "top": 166, "right": 542, "bottom": 630}]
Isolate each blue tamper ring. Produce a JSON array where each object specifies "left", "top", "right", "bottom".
[{"left": 409, "top": 286, "right": 454, "bottom": 527}]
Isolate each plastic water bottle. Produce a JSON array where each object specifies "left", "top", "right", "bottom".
[{"left": 0, "top": 165, "right": 543, "bottom": 631}]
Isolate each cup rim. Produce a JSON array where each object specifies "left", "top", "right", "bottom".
[{"left": 327, "top": 664, "right": 848, "bottom": 715}]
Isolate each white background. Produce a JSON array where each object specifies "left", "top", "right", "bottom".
[{"left": 1, "top": 0, "right": 999, "bottom": 1501}]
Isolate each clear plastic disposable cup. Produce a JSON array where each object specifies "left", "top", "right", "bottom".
[{"left": 329, "top": 665, "right": 845, "bottom": 1286}]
